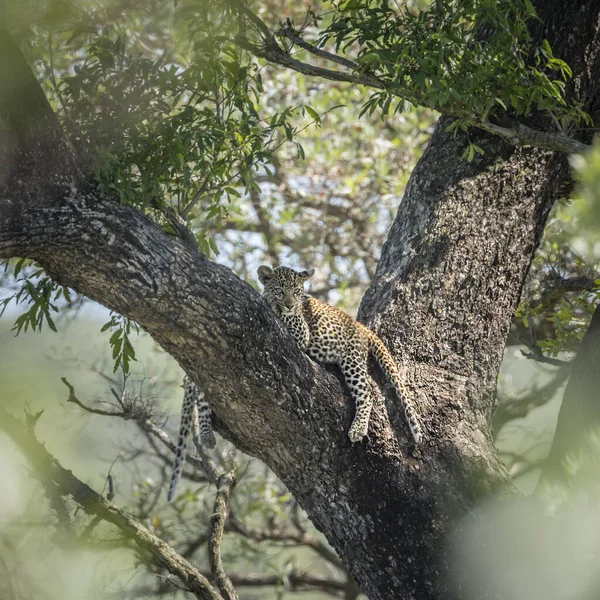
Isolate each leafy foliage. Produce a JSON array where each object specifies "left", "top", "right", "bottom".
[
  {"left": 317, "top": 0, "right": 588, "bottom": 128},
  {"left": 101, "top": 312, "right": 139, "bottom": 374},
  {"left": 59, "top": 30, "right": 281, "bottom": 222},
  {"left": 0, "top": 260, "right": 69, "bottom": 334},
  {"left": 2, "top": 1, "right": 600, "bottom": 598}
]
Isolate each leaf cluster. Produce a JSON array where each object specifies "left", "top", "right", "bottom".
[
  {"left": 59, "top": 30, "right": 265, "bottom": 208},
  {"left": 318, "top": 0, "right": 588, "bottom": 129},
  {"left": 101, "top": 312, "right": 140, "bottom": 374},
  {"left": 0, "top": 260, "right": 70, "bottom": 334},
  {"left": 48, "top": 11, "right": 314, "bottom": 254}
]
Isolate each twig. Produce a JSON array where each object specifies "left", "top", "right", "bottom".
[
  {"left": 62, "top": 377, "right": 122, "bottom": 416},
  {"left": 62, "top": 378, "right": 211, "bottom": 481},
  {"left": 520, "top": 349, "right": 572, "bottom": 368},
  {"left": 249, "top": 177, "right": 280, "bottom": 265},
  {"left": 226, "top": 517, "right": 343, "bottom": 569}
]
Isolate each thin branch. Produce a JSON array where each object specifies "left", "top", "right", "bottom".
[
  {"left": 529, "top": 275, "right": 599, "bottom": 311},
  {"left": 182, "top": 179, "right": 212, "bottom": 219},
  {"left": 226, "top": 517, "right": 344, "bottom": 569},
  {"left": 520, "top": 348, "right": 572, "bottom": 368},
  {"left": 152, "top": 198, "right": 198, "bottom": 250},
  {"left": 235, "top": 33, "right": 384, "bottom": 89},
  {"left": 209, "top": 472, "right": 239, "bottom": 600},
  {"left": 63, "top": 377, "right": 122, "bottom": 416},
  {"left": 142, "top": 428, "right": 209, "bottom": 484},
  {"left": 63, "top": 378, "right": 213, "bottom": 483},
  {"left": 277, "top": 25, "right": 361, "bottom": 71},
  {"left": 248, "top": 179, "right": 280, "bottom": 265},
  {"left": 222, "top": 219, "right": 295, "bottom": 247},
  {"left": 129, "top": 571, "right": 348, "bottom": 597},
  {"left": 0, "top": 407, "right": 223, "bottom": 600},
  {"left": 221, "top": 571, "right": 347, "bottom": 595},
  {"left": 493, "top": 367, "right": 571, "bottom": 436}
]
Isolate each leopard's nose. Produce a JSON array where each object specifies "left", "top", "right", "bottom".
[{"left": 284, "top": 295, "right": 295, "bottom": 309}]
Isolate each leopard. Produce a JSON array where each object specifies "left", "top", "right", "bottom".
[
  {"left": 258, "top": 265, "right": 423, "bottom": 444},
  {"left": 167, "top": 375, "right": 215, "bottom": 502}
]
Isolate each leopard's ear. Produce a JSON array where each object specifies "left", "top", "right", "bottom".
[
  {"left": 257, "top": 265, "right": 274, "bottom": 283},
  {"left": 298, "top": 268, "right": 315, "bottom": 280}
]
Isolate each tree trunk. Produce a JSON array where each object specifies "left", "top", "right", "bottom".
[{"left": 1, "top": 2, "right": 599, "bottom": 599}]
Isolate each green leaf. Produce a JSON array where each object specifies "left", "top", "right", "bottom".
[
  {"left": 109, "top": 329, "right": 122, "bottom": 344},
  {"left": 304, "top": 105, "right": 321, "bottom": 125},
  {"left": 46, "top": 313, "right": 58, "bottom": 332},
  {"left": 523, "top": 0, "right": 537, "bottom": 17},
  {"left": 13, "top": 258, "right": 26, "bottom": 278}
]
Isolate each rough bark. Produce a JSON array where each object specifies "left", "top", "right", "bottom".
[{"left": 1, "top": 2, "right": 600, "bottom": 599}]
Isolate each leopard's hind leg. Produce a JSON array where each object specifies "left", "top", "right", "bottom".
[{"left": 340, "top": 345, "right": 373, "bottom": 443}]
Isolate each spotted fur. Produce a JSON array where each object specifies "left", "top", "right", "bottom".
[
  {"left": 258, "top": 265, "right": 423, "bottom": 444},
  {"left": 167, "top": 375, "right": 216, "bottom": 502}
]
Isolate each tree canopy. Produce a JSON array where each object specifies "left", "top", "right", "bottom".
[{"left": 1, "top": 0, "right": 600, "bottom": 599}]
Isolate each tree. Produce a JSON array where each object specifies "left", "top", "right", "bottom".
[{"left": 1, "top": 0, "right": 600, "bottom": 599}]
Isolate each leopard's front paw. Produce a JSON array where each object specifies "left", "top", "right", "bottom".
[{"left": 348, "top": 420, "right": 368, "bottom": 443}]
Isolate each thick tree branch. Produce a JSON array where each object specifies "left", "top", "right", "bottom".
[
  {"left": 474, "top": 119, "right": 590, "bottom": 154},
  {"left": 0, "top": 407, "right": 223, "bottom": 600}
]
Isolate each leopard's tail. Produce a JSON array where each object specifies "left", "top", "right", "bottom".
[
  {"left": 167, "top": 376, "right": 216, "bottom": 502},
  {"left": 167, "top": 377, "right": 197, "bottom": 502},
  {"left": 368, "top": 333, "right": 423, "bottom": 444}
]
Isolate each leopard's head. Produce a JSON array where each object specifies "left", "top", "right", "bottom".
[{"left": 257, "top": 266, "right": 314, "bottom": 316}]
